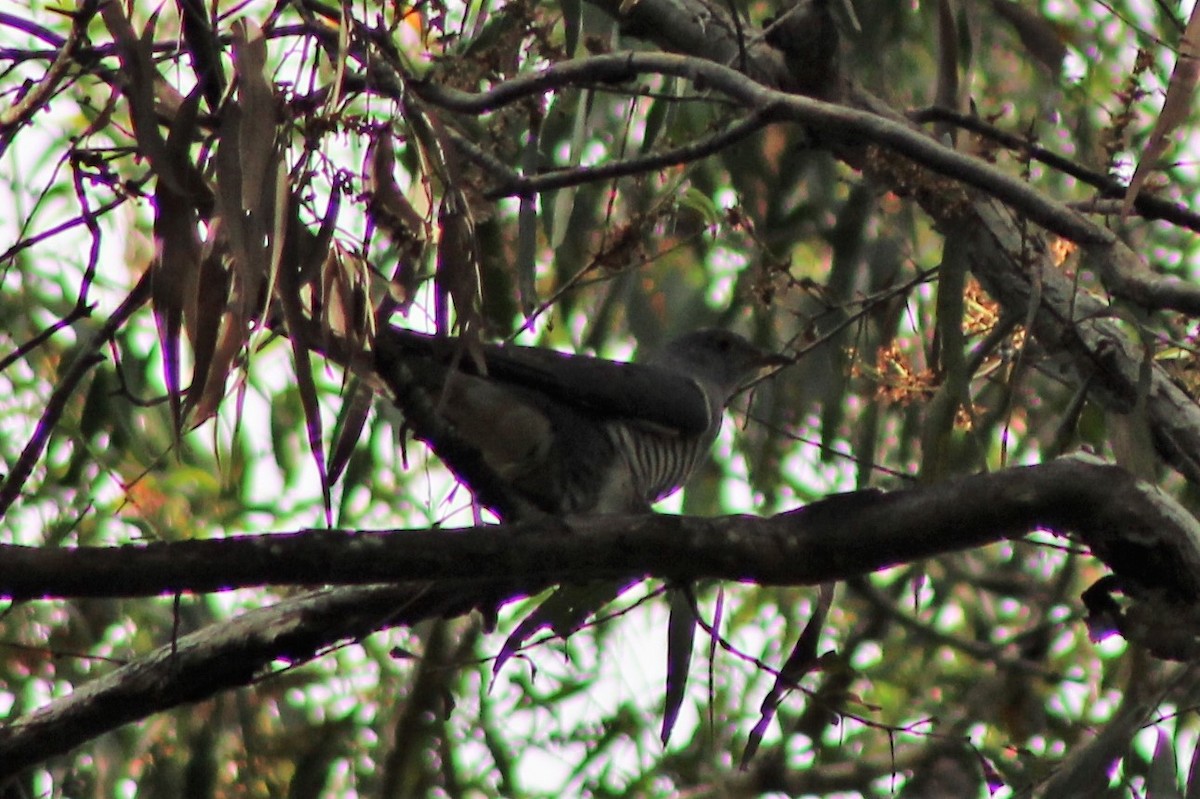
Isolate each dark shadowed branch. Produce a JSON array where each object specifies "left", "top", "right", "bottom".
[
  {"left": 0, "top": 458, "right": 1193, "bottom": 600},
  {"left": 1, "top": 457, "right": 1198, "bottom": 778}
]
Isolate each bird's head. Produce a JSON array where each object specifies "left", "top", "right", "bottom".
[{"left": 651, "top": 329, "right": 789, "bottom": 406}]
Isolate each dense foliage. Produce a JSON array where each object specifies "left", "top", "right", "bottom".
[{"left": 3, "top": 0, "right": 1200, "bottom": 796}]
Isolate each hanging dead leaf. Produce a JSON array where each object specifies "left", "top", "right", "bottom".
[
  {"left": 182, "top": 235, "right": 231, "bottom": 425},
  {"left": 100, "top": 4, "right": 173, "bottom": 190},
  {"left": 212, "top": 18, "right": 287, "bottom": 346},
  {"left": 402, "top": 98, "right": 483, "bottom": 336},
  {"left": 328, "top": 378, "right": 374, "bottom": 485},
  {"left": 278, "top": 195, "right": 337, "bottom": 525},
  {"left": 435, "top": 192, "right": 482, "bottom": 337},
  {"left": 366, "top": 128, "right": 428, "bottom": 254},
  {"left": 740, "top": 583, "right": 836, "bottom": 768},
  {"left": 321, "top": 245, "right": 373, "bottom": 350},
  {"left": 151, "top": 89, "right": 205, "bottom": 435},
  {"left": 366, "top": 127, "right": 429, "bottom": 313}
]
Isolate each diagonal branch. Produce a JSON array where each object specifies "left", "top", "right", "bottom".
[
  {"left": 0, "top": 581, "right": 507, "bottom": 779},
  {"left": 0, "top": 271, "right": 152, "bottom": 519}
]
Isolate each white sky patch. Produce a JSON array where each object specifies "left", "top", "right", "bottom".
[
  {"left": 705, "top": 246, "right": 747, "bottom": 308},
  {"left": 714, "top": 187, "right": 740, "bottom": 209},
  {"left": 1062, "top": 48, "right": 1087, "bottom": 85}
]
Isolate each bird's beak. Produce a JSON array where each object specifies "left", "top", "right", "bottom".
[{"left": 741, "top": 346, "right": 790, "bottom": 391}]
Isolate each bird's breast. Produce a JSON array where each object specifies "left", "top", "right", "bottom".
[{"left": 607, "top": 419, "right": 718, "bottom": 505}]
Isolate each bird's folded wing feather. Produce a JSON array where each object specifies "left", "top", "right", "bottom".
[{"left": 376, "top": 327, "right": 713, "bottom": 436}]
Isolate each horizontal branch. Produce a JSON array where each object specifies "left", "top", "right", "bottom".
[
  {"left": 2, "top": 458, "right": 1198, "bottom": 776},
  {"left": 2, "top": 459, "right": 1196, "bottom": 602}
]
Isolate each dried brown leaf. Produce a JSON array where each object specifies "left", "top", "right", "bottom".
[
  {"left": 232, "top": 19, "right": 275, "bottom": 227},
  {"left": 403, "top": 100, "right": 482, "bottom": 335},
  {"left": 234, "top": 20, "right": 284, "bottom": 322},
  {"left": 213, "top": 19, "right": 286, "bottom": 337},
  {"left": 100, "top": 4, "right": 175, "bottom": 191},
  {"left": 365, "top": 129, "right": 429, "bottom": 314},
  {"left": 213, "top": 100, "right": 257, "bottom": 326},
  {"left": 321, "top": 246, "right": 373, "bottom": 349},
  {"left": 193, "top": 18, "right": 288, "bottom": 425},
  {"left": 279, "top": 232, "right": 333, "bottom": 523},
  {"left": 328, "top": 379, "right": 373, "bottom": 485},
  {"left": 188, "top": 308, "right": 244, "bottom": 424},
  {"left": 183, "top": 243, "right": 231, "bottom": 424},
  {"left": 435, "top": 193, "right": 482, "bottom": 337},
  {"left": 273, "top": 187, "right": 343, "bottom": 522},
  {"left": 151, "top": 90, "right": 205, "bottom": 434},
  {"left": 366, "top": 129, "right": 427, "bottom": 254}
]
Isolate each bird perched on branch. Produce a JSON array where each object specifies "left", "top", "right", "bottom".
[{"left": 373, "top": 327, "right": 787, "bottom": 520}]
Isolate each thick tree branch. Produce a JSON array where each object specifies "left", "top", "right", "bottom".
[
  {"left": 3, "top": 458, "right": 1198, "bottom": 780},
  {"left": 965, "top": 200, "right": 1200, "bottom": 486},
  {"left": 1, "top": 459, "right": 1196, "bottom": 603}
]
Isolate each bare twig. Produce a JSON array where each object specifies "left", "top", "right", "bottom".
[{"left": 466, "top": 108, "right": 776, "bottom": 199}]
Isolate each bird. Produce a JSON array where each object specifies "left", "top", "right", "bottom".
[
  {"left": 372, "top": 326, "right": 787, "bottom": 679},
  {"left": 372, "top": 326, "right": 787, "bottom": 520}
]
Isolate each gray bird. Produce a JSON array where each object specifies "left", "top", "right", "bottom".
[
  {"left": 373, "top": 326, "right": 786, "bottom": 683},
  {"left": 373, "top": 327, "right": 786, "bottom": 520}
]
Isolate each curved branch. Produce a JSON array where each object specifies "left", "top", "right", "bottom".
[
  {"left": 0, "top": 11, "right": 66, "bottom": 48},
  {"left": 414, "top": 52, "right": 1110, "bottom": 248},
  {"left": 444, "top": 109, "right": 774, "bottom": 199},
  {"left": 357, "top": 0, "right": 1200, "bottom": 340}
]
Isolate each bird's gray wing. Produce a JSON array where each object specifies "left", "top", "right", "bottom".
[
  {"left": 377, "top": 327, "right": 713, "bottom": 435},
  {"left": 375, "top": 327, "right": 685, "bottom": 516}
]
